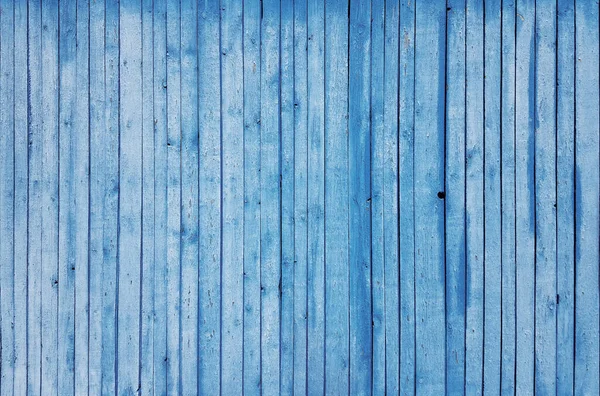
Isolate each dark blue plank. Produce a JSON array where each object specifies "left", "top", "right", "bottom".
[
  {"left": 446, "top": 0, "right": 466, "bottom": 393},
  {"left": 349, "top": 0, "right": 372, "bottom": 392}
]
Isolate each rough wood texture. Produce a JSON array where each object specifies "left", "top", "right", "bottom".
[{"left": 0, "top": 0, "right": 595, "bottom": 394}]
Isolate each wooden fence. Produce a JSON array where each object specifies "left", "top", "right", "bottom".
[{"left": 0, "top": 0, "right": 598, "bottom": 394}]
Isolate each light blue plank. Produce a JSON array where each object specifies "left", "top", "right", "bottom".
[
  {"left": 399, "top": 0, "right": 416, "bottom": 391},
  {"left": 574, "top": 0, "right": 600, "bottom": 393},
  {"left": 280, "top": 1, "right": 295, "bottom": 393},
  {"left": 152, "top": 0, "right": 169, "bottom": 393},
  {"left": 349, "top": 0, "right": 372, "bottom": 392},
  {"left": 102, "top": 1, "right": 120, "bottom": 392},
  {"left": 88, "top": 0, "right": 106, "bottom": 392},
  {"left": 13, "top": 1, "right": 29, "bottom": 393},
  {"left": 166, "top": 0, "right": 181, "bottom": 392},
  {"left": 57, "top": 1, "right": 77, "bottom": 393},
  {"left": 27, "top": 1, "right": 44, "bottom": 392},
  {"left": 0, "top": 0, "right": 15, "bottom": 392},
  {"left": 306, "top": 0, "right": 325, "bottom": 392},
  {"left": 74, "top": 0, "right": 90, "bottom": 393},
  {"left": 324, "top": 0, "right": 350, "bottom": 393},
  {"left": 383, "top": 1, "right": 400, "bottom": 393},
  {"left": 292, "top": 0, "right": 309, "bottom": 393},
  {"left": 220, "top": 0, "right": 244, "bottom": 393},
  {"left": 500, "top": 0, "right": 517, "bottom": 392},
  {"left": 180, "top": 0, "right": 199, "bottom": 393},
  {"left": 370, "top": 0, "right": 385, "bottom": 392},
  {"left": 140, "top": 0, "right": 155, "bottom": 393},
  {"left": 515, "top": 0, "right": 536, "bottom": 392},
  {"left": 465, "top": 0, "right": 484, "bottom": 393},
  {"left": 260, "top": 1, "right": 281, "bottom": 393},
  {"left": 534, "top": 1, "right": 557, "bottom": 393},
  {"left": 242, "top": 0, "right": 261, "bottom": 393},
  {"left": 413, "top": 0, "right": 446, "bottom": 393},
  {"left": 198, "top": 0, "right": 221, "bottom": 392},
  {"left": 40, "top": 1, "right": 60, "bottom": 393},
  {"left": 483, "top": 0, "right": 502, "bottom": 392},
  {"left": 118, "top": 0, "right": 143, "bottom": 393},
  {"left": 556, "top": 0, "right": 575, "bottom": 393},
  {"left": 445, "top": 0, "right": 466, "bottom": 392}
]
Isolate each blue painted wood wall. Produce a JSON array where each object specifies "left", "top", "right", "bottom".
[{"left": 0, "top": 0, "right": 598, "bottom": 394}]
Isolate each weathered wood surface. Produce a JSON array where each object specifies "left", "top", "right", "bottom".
[{"left": 0, "top": 0, "right": 597, "bottom": 394}]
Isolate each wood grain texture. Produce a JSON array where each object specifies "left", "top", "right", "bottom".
[{"left": 0, "top": 0, "right": 595, "bottom": 394}]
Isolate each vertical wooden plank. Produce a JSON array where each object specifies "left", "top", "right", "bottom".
[
  {"left": 180, "top": 0, "right": 199, "bottom": 393},
  {"left": 534, "top": 0, "right": 557, "bottom": 393},
  {"left": 152, "top": 0, "right": 168, "bottom": 393},
  {"left": 13, "top": 1, "right": 29, "bottom": 393},
  {"left": 40, "top": 0, "right": 60, "bottom": 392},
  {"left": 280, "top": 0, "right": 295, "bottom": 393},
  {"left": 399, "top": 0, "right": 416, "bottom": 391},
  {"left": 465, "top": 0, "right": 484, "bottom": 393},
  {"left": 118, "top": 0, "right": 143, "bottom": 393},
  {"left": 220, "top": 0, "right": 244, "bottom": 392},
  {"left": 349, "top": 0, "right": 372, "bottom": 392},
  {"left": 27, "top": 0, "right": 43, "bottom": 392},
  {"left": 292, "top": 0, "right": 309, "bottom": 393},
  {"left": 198, "top": 0, "right": 221, "bottom": 392},
  {"left": 556, "top": 0, "right": 575, "bottom": 393},
  {"left": 260, "top": 0, "right": 281, "bottom": 393},
  {"left": 74, "top": 0, "right": 90, "bottom": 393},
  {"left": 483, "top": 0, "right": 502, "bottom": 392},
  {"left": 414, "top": 0, "right": 446, "bottom": 393},
  {"left": 166, "top": 0, "right": 181, "bottom": 392},
  {"left": 370, "top": 0, "right": 385, "bottom": 392},
  {"left": 324, "top": 0, "right": 350, "bottom": 393},
  {"left": 57, "top": 0, "right": 77, "bottom": 392},
  {"left": 307, "top": 0, "right": 325, "bottom": 392},
  {"left": 181, "top": 1, "right": 199, "bottom": 394},
  {"left": 515, "top": 0, "right": 535, "bottom": 392},
  {"left": 242, "top": 0, "right": 261, "bottom": 393},
  {"left": 500, "top": 0, "right": 517, "bottom": 392},
  {"left": 445, "top": 0, "right": 466, "bottom": 392},
  {"left": 216, "top": 0, "right": 244, "bottom": 393},
  {"left": 88, "top": 0, "right": 105, "bottom": 392},
  {"left": 574, "top": 0, "right": 600, "bottom": 393},
  {"left": 0, "top": 0, "right": 15, "bottom": 392},
  {"left": 140, "top": 0, "right": 155, "bottom": 392},
  {"left": 383, "top": 1, "right": 400, "bottom": 393},
  {"left": 102, "top": 0, "right": 120, "bottom": 392}
]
